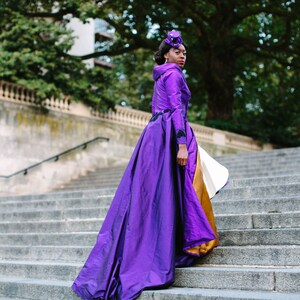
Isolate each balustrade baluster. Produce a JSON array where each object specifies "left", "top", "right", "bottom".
[
  {"left": 20, "top": 88, "right": 25, "bottom": 102},
  {"left": 1, "top": 83, "right": 7, "bottom": 98},
  {"left": 59, "top": 99, "right": 64, "bottom": 111},
  {"left": 11, "top": 86, "right": 16, "bottom": 100},
  {"left": 54, "top": 98, "right": 59, "bottom": 109}
]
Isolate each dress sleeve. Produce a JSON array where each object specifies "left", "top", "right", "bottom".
[{"left": 164, "top": 70, "right": 187, "bottom": 144}]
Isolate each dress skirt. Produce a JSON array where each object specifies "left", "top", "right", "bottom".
[{"left": 72, "top": 110, "right": 228, "bottom": 300}]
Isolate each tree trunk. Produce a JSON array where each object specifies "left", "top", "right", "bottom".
[{"left": 204, "top": 53, "right": 235, "bottom": 121}]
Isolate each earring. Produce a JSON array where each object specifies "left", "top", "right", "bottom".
[{"left": 165, "top": 58, "right": 168, "bottom": 64}]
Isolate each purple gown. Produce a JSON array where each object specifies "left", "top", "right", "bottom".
[{"left": 72, "top": 63, "right": 218, "bottom": 300}]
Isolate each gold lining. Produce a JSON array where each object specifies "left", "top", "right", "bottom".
[{"left": 185, "top": 148, "right": 219, "bottom": 256}]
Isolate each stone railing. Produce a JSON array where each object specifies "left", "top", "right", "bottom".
[
  {"left": 92, "top": 106, "right": 151, "bottom": 128},
  {"left": 0, "top": 80, "right": 272, "bottom": 152},
  {"left": 93, "top": 106, "right": 271, "bottom": 152},
  {"left": 0, "top": 80, "right": 71, "bottom": 112}
]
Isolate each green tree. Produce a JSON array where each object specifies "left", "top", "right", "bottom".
[
  {"left": 0, "top": 0, "right": 115, "bottom": 110},
  {"left": 1, "top": 0, "right": 299, "bottom": 146},
  {"left": 232, "top": 57, "right": 300, "bottom": 146},
  {"left": 91, "top": 0, "right": 300, "bottom": 146},
  {"left": 109, "top": 49, "right": 154, "bottom": 111}
]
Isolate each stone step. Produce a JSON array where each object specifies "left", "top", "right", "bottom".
[
  {"left": 83, "top": 161, "right": 299, "bottom": 175},
  {"left": 0, "top": 246, "right": 91, "bottom": 263},
  {"left": 0, "top": 207, "right": 109, "bottom": 221},
  {"left": 215, "top": 183, "right": 300, "bottom": 200},
  {"left": 0, "top": 298, "right": 29, "bottom": 300},
  {"left": 205, "top": 147, "right": 300, "bottom": 159},
  {"left": 140, "top": 287, "right": 300, "bottom": 300},
  {"left": 0, "top": 278, "right": 299, "bottom": 300},
  {"left": 227, "top": 166, "right": 300, "bottom": 175},
  {"left": 58, "top": 179, "right": 299, "bottom": 193},
  {"left": 0, "top": 260, "right": 80, "bottom": 282},
  {"left": 58, "top": 164, "right": 299, "bottom": 186},
  {"left": 215, "top": 147, "right": 300, "bottom": 160},
  {"left": 57, "top": 172, "right": 300, "bottom": 191},
  {"left": 0, "top": 261, "right": 299, "bottom": 293},
  {"left": 59, "top": 175, "right": 123, "bottom": 186},
  {"left": 0, "top": 184, "right": 290, "bottom": 213},
  {"left": 0, "top": 211, "right": 299, "bottom": 233},
  {"left": 2, "top": 207, "right": 299, "bottom": 230},
  {"left": 56, "top": 172, "right": 300, "bottom": 190},
  {"left": 217, "top": 156, "right": 300, "bottom": 165},
  {"left": 76, "top": 166, "right": 126, "bottom": 176},
  {"left": 216, "top": 153, "right": 300, "bottom": 163},
  {"left": 0, "top": 232, "right": 97, "bottom": 246},
  {"left": 230, "top": 175, "right": 300, "bottom": 188},
  {"left": 219, "top": 228, "right": 300, "bottom": 246},
  {"left": 0, "top": 219, "right": 105, "bottom": 233},
  {"left": 0, "top": 277, "right": 76, "bottom": 300},
  {"left": 66, "top": 171, "right": 300, "bottom": 183},
  {"left": 216, "top": 155, "right": 300, "bottom": 166},
  {"left": 0, "top": 185, "right": 268, "bottom": 206},
  {"left": 0, "top": 179, "right": 298, "bottom": 207},
  {"left": 59, "top": 182, "right": 119, "bottom": 189},
  {"left": 227, "top": 172, "right": 300, "bottom": 180},
  {"left": 197, "top": 245, "right": 300, "bottom": 267},
  {"left": 217, "top": 211, "right": 300, "bottom": 230},
  {"left": 0, "top": 228, "right": 299, "bottom": 247},
  {"left": 223, "top": 162, "right": 300, "bottom": 174},
  {"left": 213, "top": 196, "right": 300, "bottom": 215},
  {"left": 225, "top": 170, "right": 299, "bottom": 178},
  {"left": 64, "top": 170, "right": 299, "bottom": 187},
  {"left": 225, "top": 170, "right": 300, "bottom": 178},
  {"left": 0, "top": 196, "right": 114, "bottom": 212},
  {"left": 0, "top": 188, "right": 116, "bottom": 203},
  {"left": 0, "top": 194, "right": 299, "bottom": 217},
  {"left": 174, "top": 266, "right": 300, "bottom": 292},
  {"left": 61, "top": 176, "right": 121, "bottom": 183},
  {"left": 57, "top": 183, "right": 119, "bottom": 190},
  {"left": 63, "top": 173, "right": 123, "bottom": 182},
  {"left": 225, "top": 166, "right": 300, "bottom": 176},
  {"left": 0, "top": 245, "right": 299, "bottom": 267},
  {"left": 80, "top": 172, "right": 124, "bottom": 179},
  {"left": 220, "top": 161, "right": 300, "bottom": 170}
]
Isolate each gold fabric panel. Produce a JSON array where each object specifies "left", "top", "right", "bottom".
[{"left": 185, "top": 148, "right": 219, "bottom": 256}]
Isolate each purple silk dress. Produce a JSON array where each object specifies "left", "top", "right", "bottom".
[{"left": 72, "top": 63, "right": 217, "bottom": 300}]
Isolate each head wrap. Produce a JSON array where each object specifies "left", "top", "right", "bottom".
[{"left": 165, "top": 30, "right": 183, "bottom": 49}]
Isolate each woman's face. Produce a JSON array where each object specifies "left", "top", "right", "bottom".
[{"left": 164, "top": 44, "right": 186, "bottom": 68}]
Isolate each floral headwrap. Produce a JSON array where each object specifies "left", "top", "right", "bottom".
[{"left": 165, "top": 30, "right": 183, "bottom": 49}]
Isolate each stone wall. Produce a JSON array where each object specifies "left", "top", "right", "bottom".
[
  {"left": 0, "top": 100, "right": 140, "bottom": 194},
  {"left": 1, "top": 100, "right": 142, "bottom": 172}
]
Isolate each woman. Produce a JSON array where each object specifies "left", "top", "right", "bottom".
[{"left": 72, "top": 30, "right": 228, "bottom": 300}]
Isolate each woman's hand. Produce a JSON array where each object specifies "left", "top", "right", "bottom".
[{"left": 177, "top": 144, "right": 188, "bottom": 166}]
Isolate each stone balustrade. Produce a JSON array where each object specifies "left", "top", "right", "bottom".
[
  {"left": 0, "top": 80, "right": 272, "bottom": 152},
  {"left": 93, "top": 106, "right": 271, "bottom": 152},
  {"left": 0, "top": 80, "right": 71, "bottom": 112}
]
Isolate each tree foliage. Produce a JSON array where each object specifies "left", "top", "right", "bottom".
[
  {"left": 0, "top": 0, "right": 115, "bottom": 110},
  {"left": 0, "top": 0, "right": 299, "bottom": 146},
  {"left": 95, "top": 0, "right": 300, "bottom": 146}
]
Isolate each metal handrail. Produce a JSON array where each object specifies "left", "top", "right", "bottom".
[{"left": 0, "top": 136, "right": 109, "bottom": 179}]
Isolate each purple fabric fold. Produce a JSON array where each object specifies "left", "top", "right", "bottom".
[{"left": 72, "top": 110, "right": 216, "bottom": 300}]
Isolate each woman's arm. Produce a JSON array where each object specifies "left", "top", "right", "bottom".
[{"left": 164, "top": 69, "right": 188, "bottom": 166}]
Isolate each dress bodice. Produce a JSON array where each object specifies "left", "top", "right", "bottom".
[{"left": 152, "top": 63, "right": 191, "bottom": 144}]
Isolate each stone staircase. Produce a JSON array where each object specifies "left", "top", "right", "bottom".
[{"left": 0, "top": 147, "right": 300, "bottom": 299}]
